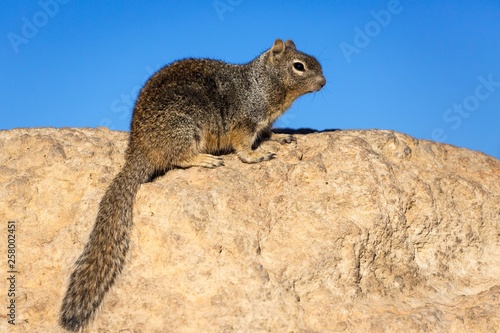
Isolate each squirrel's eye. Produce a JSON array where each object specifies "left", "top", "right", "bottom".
[{"left": 293, "top": 62, "right": 305, "bottom": 71}]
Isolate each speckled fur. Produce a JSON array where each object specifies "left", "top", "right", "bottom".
[{"left": 60, "top": 39, "right": 325, "bottom": 331}]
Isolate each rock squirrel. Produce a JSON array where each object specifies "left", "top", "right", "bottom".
[{"left": 60, "top": 39, "right": 326, "bottom": 331}]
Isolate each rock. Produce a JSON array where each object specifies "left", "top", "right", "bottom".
[{"left": 0, "top": 127, "right": 499, "bottom": 332}]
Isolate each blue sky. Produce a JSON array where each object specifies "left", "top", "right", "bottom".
[{"left": 1, "top": 0, "right": 499, "bottom": 159}]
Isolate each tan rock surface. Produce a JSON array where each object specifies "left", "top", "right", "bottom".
[{"left": 0, "top": 127, "right": 499, "bottom": 332}]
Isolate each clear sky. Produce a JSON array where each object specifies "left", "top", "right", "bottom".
[{"left": 1, "top": 1, "right": 499, "bottom": 159}]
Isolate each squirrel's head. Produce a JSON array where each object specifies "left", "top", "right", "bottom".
[{"left": 268, "top": 39, "right": 326, "bottom": 95}]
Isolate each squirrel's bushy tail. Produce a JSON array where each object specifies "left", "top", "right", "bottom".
[{"left": 60, "top": 158, "right": 150, "bottom": 331}]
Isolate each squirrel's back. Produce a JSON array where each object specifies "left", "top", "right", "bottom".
[{"left": 131, "top": 40, "right": 325, "bottom": 162}]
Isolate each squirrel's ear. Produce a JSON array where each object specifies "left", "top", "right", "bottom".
[
  {"left": 285, "top": 40, "right": 296, "bottom": 50},
  {"left": 271, "top": 39, "right": 285, "bottom": 58}
]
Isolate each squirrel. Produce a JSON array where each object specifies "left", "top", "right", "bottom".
[{"left": 60, "top": 38, "right": 325, "bottom": 331}]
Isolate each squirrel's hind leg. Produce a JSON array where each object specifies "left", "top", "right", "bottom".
[{"left": 175, "top": 153, "right": 224, "bottom": 168}]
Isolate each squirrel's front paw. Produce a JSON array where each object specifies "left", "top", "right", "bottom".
[
  {"left": 271, "top": 133, "right": 296, "bottom": 144},
  {"left": 237, "top": 150, "right": 276, "bottom": 164}
]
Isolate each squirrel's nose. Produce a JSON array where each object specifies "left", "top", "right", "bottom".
[
  {"left": 317, "top": 76, "right": 326, "bottom": 88},
  {"left": 318, "top": 76, "right": 326, "bottom": 87}
]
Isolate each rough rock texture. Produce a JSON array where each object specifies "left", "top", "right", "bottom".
[{"left": 0, "top": 127, "right": 499, "bottom": 332}]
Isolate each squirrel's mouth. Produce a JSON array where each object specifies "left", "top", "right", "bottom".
[
  {"left": 307, "top": 76, "right": 326, "bottom": 93},
  {"left": 310, "top": 75, "right": 326, "bottom": 92}
]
